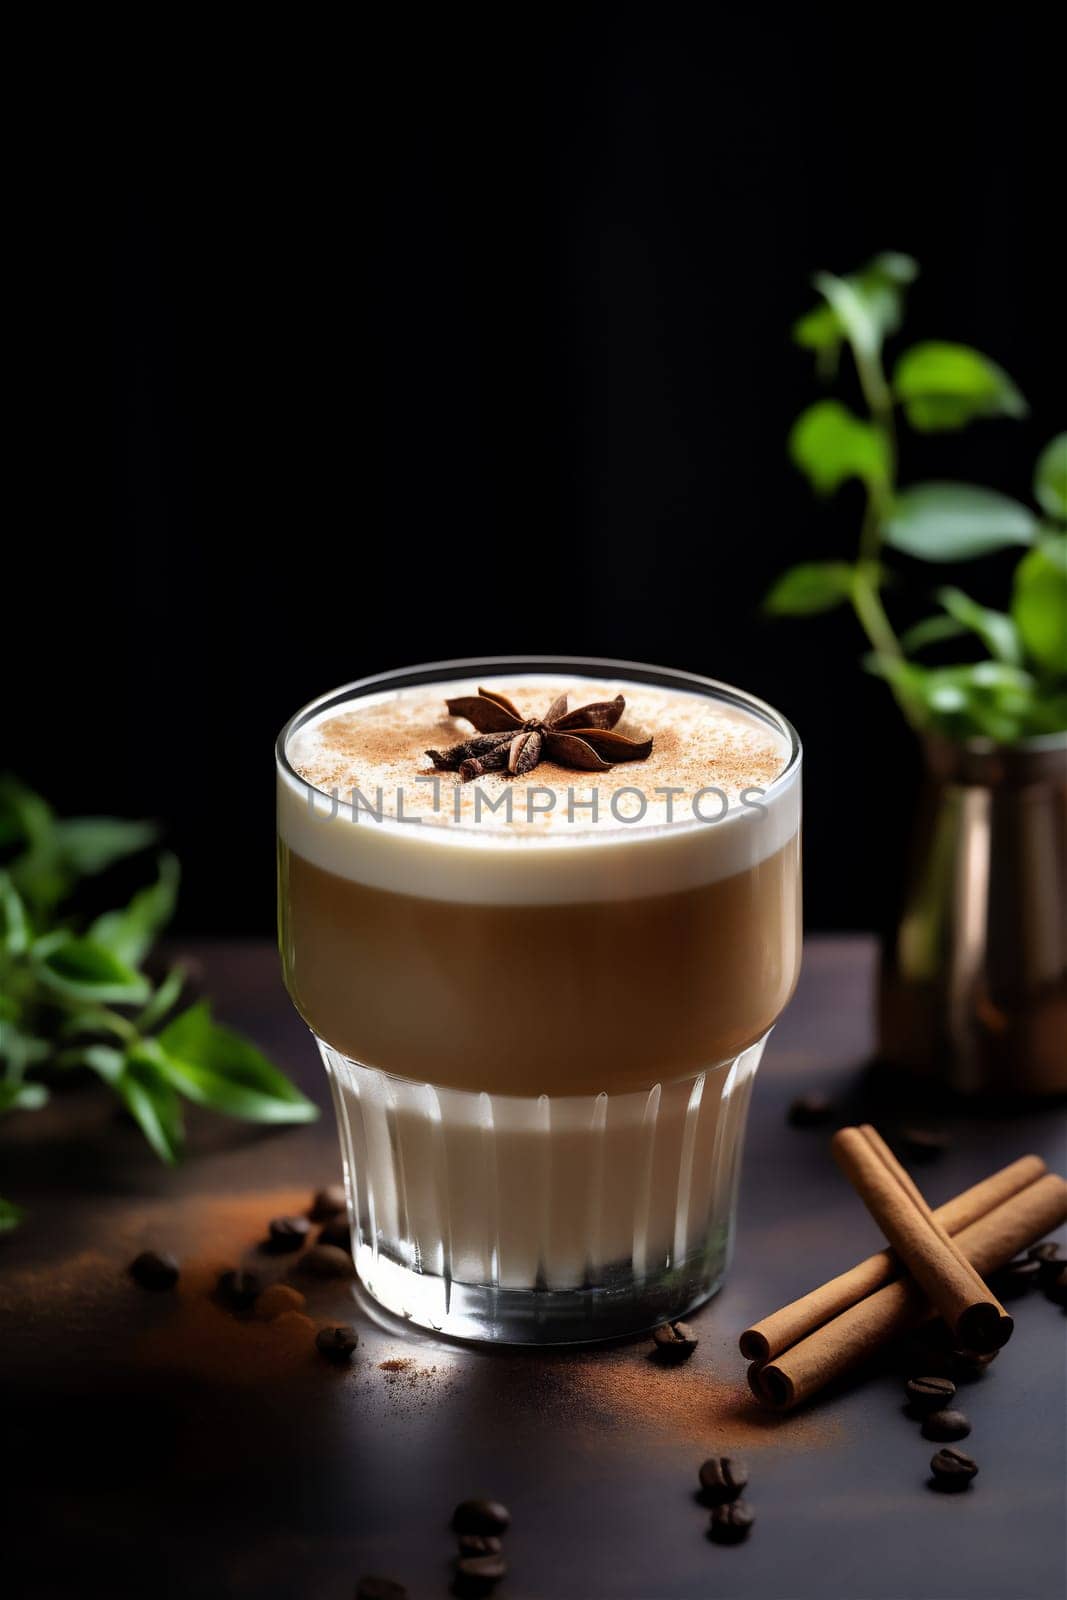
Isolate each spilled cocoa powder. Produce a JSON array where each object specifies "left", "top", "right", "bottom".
[
  {"left": 0, "top": 1185, "right": 836, "bottom": 1446},
  {"left": 134, "top": 1255, "right": 318, "bottom": 1385},
  {"left": 2, "top": 1189, "right": 320, "bottom": 1384},
  {"left": 498, "top": 1344, "right": 841, "bottom": 1452},
  {"left": 0, "top": 1186, "right": 458, "bottom": 1398}
]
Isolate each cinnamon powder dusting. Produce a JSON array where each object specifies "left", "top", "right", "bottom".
[{"left": 503, "top": 1345, "right": 841, "bottom": 1452}]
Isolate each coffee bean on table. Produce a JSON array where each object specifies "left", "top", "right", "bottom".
[
  {"left": 708, "top": 1500, "right": 755, "bottom": 1544},
  {"left": 356, "top": 1578, "right": 407, "bottom": 1600},
  {"left": 268, "top": 1215, "right": 311, "bottom": 1253},
  {"left": 298, "top": 1243, "right": 355, "bottom": 1279},
  {"left": 458, "top": 1535, "right": 502, "bottom": 1558},
  {"left": 929, "top": 1447, "right": 979, "bottom": 1491},
  {"left": 993, "top": 1256, "right": 1042, "bottom": 1297},
  {"left": 318, "top": 1217, "right": 351, "bottom": 1249},
  {"left": 906, "top": 1375, "right": 957, "bottom": 1414},
  {"left": 129, "top": 1250, "right": 179, "bottom": 1291},
  {"left": 1026, "top": 1240, "right": 1061, "bottom": 1282},
  {"left": 310, "top": 1184, "right": 347, "bottom": 1221},
  {"left": 698, "top": 1457, "right": 748, "bottom": 1503},
  {"left": 254, "top": 1284, "right": 307, "bottom": 1320},
  {"left": 454, "top": 1554, "right": 507, "bottom": 1594},
  {"left": 316, "top": 1325, "right": 359, "bottom": 1361},
  {"left": 898, "top": 1127, "right": 949, "bottom": 1162},
  {"left": 787, "top": 1093, "right": 835, "bottom": 1129},
  {"left": 452, "top": 1500, "right": 511, "bottom": 1537},
  {"left": 652, "top": 1321, "right": 699, "bottom": 1362},
  {"left": 922, "top": 1408, "right": 971, "bottom": 1441},
  {"left": 1047, "top": 1266, "right": 1067, "bottom": 1307},
  {"left": 216, "top": 1268, "right": 261, "bottom": 1311}
]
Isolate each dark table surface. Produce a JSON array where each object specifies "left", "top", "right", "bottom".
[{"left": 3, "top": 937, "right": 1065, "bottom": 1600}]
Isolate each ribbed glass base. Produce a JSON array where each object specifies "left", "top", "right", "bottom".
[{"left": 318, "top": 1034, "right": 766, "bottom": 1345}]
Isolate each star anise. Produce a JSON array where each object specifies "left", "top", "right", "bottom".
[{"left": 426, "top": 686, "right": 653, "bottom": 781}]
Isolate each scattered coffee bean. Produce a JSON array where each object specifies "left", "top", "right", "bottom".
[
  {"left": 356, "top": 1579, "right": 407, "bottom": 1600},
  {"left": 253, "top": 1284, "right": 307, "bottom": 1320},
  {"left": 216, "top": 1268, "right": 261, "bottom": 1311},
  {"left": 652, "top": 1320, "right": 698, "bottom": 1363},
  {"left": 698, "top": 1457, "right": 748, "bottom": 1504},
  {"left": 1047, "top": 1266, "right": 1067, "bottom": 1307},
  {"left": 929, "top": 1447, "right": 978, "bottom": 1491},
  {"left": 787, "top": 1093, "right": 835, "bottom": 1129},
  {"left": 452, "top": 1500, "right": 511, "bottom": 1537},
  {"left": 1026, "top": 1240, "right": 1061, "bottom": 1282},
  {"left": 316, "top": 1324, "right": 359, "bottom": 1361},
  {"left": 898, "top": 1127, "right": 949, "bottom": 1162},
  {"left": 318, "top": 1217, "right": 351, "bottom": 1249},
  {"left": 993, "top": 1256, "right": 1042, "bottom": 1298},
  {"left": 128, "top": 1250, "right": 179, "bottom": 1291},
  {"left": 310, "top": 1184, "right": 348, "bottom": 1221},
  {"left": 298, "top": 1244, "right": 355, "bottom": 1279},
  {"left": 454, "top": 1554, "right": 507, "bottom": 1594},
  {"left": 922, "top": 1408, "right": 971, "bottom": 1441},
  {"left": 708, "top": 1500, "right": 755, "bottom": 1544},
  {"left": 905, "top": 1375, "right": 956, "bottom": 1414},
  {"left": 457, "top": 1535, "right": 502, "bottom": 1558},
  {"left": 268, "top": 1215, "right": 311, "bottom": 1253}
]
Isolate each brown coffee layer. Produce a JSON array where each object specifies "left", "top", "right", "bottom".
[{"left": 279, "top": 836, "right": 801, "bottom": 1097}]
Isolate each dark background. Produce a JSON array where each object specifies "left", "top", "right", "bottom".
[{"left": 10, "top": 8, "right": 1063, "bottom": 935}]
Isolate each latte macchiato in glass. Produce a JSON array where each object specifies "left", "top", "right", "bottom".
[{"left": 277, "top": 658, "right": 801, "bottom": 1341}]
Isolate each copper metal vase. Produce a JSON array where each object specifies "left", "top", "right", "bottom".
[{"left": 879, "top": 731, "right": 1067, "bottom": 1096}]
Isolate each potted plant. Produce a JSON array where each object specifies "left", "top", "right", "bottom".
[{"left": 766, "top": 253, "right": 1067, "bottom": 1095}]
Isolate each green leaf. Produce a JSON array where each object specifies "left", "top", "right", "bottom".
[
  {"left": 0, "top": 1196, "right": 26, "bottom": 1232},
  {"left": 764, "top": 561, "right": 856, "bottom": 616},
  {"left": 863, "top": 653, "right": 1043, "bottom": 741},
  {"left": 7, "top": 803, "right": 158, "bottom": 914},
  {"left": 35, "top": 937, "right": 151, "bottom": 1005},
  {"left": 885, "top": 483, "right": 1037, "bottom": 561},
  {"left": 788, "top": 401, "right": 889, "bottom": 495},
  {"left": 115, "top": 1056, "right": 185, "bottom": 1164},
  {"left": 900, "top": 614, "right": 970, "bottom": 654},
  {"left": 0, "top": 777, "right": 54, "bottom": 854},
  {"left": 794, "top": 253, "right": 918, "bottom": 357},
  {"left": 89, "top": 853, "right": 179, "bottom": 967},
  {"left": 152, "top": 1002, "right": 318, "bottom": 1124},
  {"left": 0, "top": 871, "right": 29, "bottom": 954},
  {"left": 893, "top": 342, "right": 1027, "bottom": 432},
  {"left": 935, "top": 587, "right": 1023, "bottom": 665},
  {"left": 0, "top": 1080, "right": 49, "bottom": 1112},
  {"left": 0, "top": 1022, "right": 51, "bottom": 1076},
  {"left": 74, "top": 1044, "right": 125, "bottom": 1085},
  {"left": 1012, "top": 535, "right": 1067, "bottom": 674},
  {"left": 134, "top": 966, "right": 187, "bottom": 1033},
  {"left": 52, "top": 817, "right": 158, "bottom": 877},
  {"left": 1034, "top": 434, "right": 1067, "bottom": 521}
]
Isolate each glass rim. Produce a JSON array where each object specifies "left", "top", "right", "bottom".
[{"left": 276, "top": 653, "right": 802, "bottom": 842}]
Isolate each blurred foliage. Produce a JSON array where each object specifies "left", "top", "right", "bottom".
[
  {"left": 1, "top": 780, "right": 317, "bottom": 1222},
  {"left": 766, "top": 253, "right": 1067, "bottom": 742}
]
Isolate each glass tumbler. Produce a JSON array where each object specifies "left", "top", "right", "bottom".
[{"left": 277, "top": 656, "right": 801, "bottom": 1342}]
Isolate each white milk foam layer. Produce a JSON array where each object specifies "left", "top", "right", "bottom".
[{"left": 278, "top": 673, "right": 800, "bottom": 905}]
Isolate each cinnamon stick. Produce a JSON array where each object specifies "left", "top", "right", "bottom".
[
  {"left": 740, "top": 1153, "right": 1045, "bottom": 1363},
  {"left": 832, "top": 1124, "right": 1014, "bottom": 1352},
  {"left": 749, "top": 1170, "right": 1067, "bottom": 1411}
]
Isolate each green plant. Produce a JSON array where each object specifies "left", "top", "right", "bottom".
[
  {"left": 1, "top": 778, "right": 317, "bottom": 1221},
  {"left": 765, "top": 253, "right": 1067, "bottom": 742}
]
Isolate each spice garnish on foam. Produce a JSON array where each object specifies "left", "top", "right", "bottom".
[{"left": 426, "top": 686, "right": 653, "bottom": 781}]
